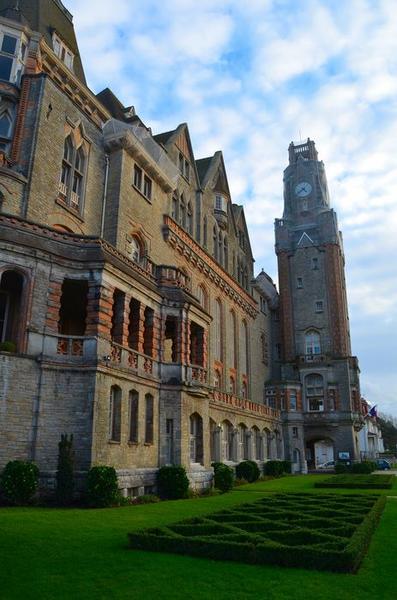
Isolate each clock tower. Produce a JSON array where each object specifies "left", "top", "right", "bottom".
[{"left": 273, "top": 139, "right": 362, "bottom": 471}]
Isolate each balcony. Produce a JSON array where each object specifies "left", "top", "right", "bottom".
[
  {"left": 105, "top": 341, "right": 159, "bottom": 379},
  {"left": 210, "top": 390, "right": 280, "bottom": 419},
  {"left": 300, "top": 354, "right": 326, "bottom": 364}
]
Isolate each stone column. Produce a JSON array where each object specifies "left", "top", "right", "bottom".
[
  {"left": 86, "top": 283, "right": 113, "bottom": 339},
  {"left": 45, "top": 279, "right": 62, "bottom": 333}
]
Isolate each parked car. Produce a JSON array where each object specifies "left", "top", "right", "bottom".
[
  {"left": 375, "top": 459, "right": 391, "bottom": 470},
  {"left": 317, "top": 460, "right": 335, "bottom": 470}
]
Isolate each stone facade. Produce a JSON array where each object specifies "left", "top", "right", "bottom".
[{"left": 0, "top": 1, "right": 282, "bottom": 494}]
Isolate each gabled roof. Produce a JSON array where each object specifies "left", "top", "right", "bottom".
[
  {"left": 154, "top": 123, "right": 200, "bottom": 188},
  {"left": 153, "top": 129, "right": 176, "bottom": 147},
  {"left": 233, "top": 204, "right": 254, "bottom": 262},
  {"left": 195, "top": 157, "right": 212, "bottom": 186},
  {"left": 96, "top": 88, "right": 136, "bottom": 123}
]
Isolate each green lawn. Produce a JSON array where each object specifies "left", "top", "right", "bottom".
[{"left": 1, "top": 475, "right": 396, "bottom": 600}]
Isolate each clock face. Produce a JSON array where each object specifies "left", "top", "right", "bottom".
[{"left": 295, "top": 181, "right": 312, "bottom": 198}]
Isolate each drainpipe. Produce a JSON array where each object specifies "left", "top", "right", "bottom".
[{"left": 100, "top": 154, "right": 110, "bottom": 238}]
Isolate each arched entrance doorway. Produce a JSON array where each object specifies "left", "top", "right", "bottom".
[{"left": 306, "top": 438, "right": 334, "bottom": 469}]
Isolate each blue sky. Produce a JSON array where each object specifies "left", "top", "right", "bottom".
[{"left": 68, "top": 0, "right": 397, "bottom": 416}]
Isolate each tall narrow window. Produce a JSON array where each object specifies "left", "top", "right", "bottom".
[
  {"left": 214, "top": 299, "right": 222, "bottom": 361},
  {"left": 143, "top": 307, "right": 154, "bottom": 357},
  {"left": 60, "top": 136, "right": 73, "bottom": 198},
  {"left": 109, "top": 386, "right": 122, "bottom": 442},
  {"left": 128, "top": 298, "right": 140, "bottom": 350},
  {"left": 230, "top": 310, "right": 237, "bottom": 369},
  {"left": 306, "top": 374, "right": 324, "bottom": 412},
  {"left": 59, "top": 279, "right": 88, "bottom": 336},
  {"left": 129, "top": 390, "right": 139, "bottom": 443},
  {"left": 71, "top": 147, "right": 85, "bottom": 210},
  {"left": 172, "top": 194, "right": 178, "bottom": 220},
  {"left": 145, "top": 394, "right": 154, "bottom": 444},
  {"left": 0, "top": 270, "right": 23, "bottom": 348},
  {"left": 111, "top": 289, "right": 125, "bottom": 345},
  {"left": 0, "top": 109, "right": 13, "bottom": 154},
  {"left": 190, "top": 321, "right": 204, "bottom": 366},
  {"left": 197, "top": 285, "right": 207, "bottom": 310},
  {"left": 58, "top": 132, "right": 88, "bottom": 213},
  {"left": 164, "top": 316, "right": 178, "bottom": 362},
  {"left": 187, "top": 202, "right": 193, "bottom": 235},
  {"left": 180, "top": 195, "right": 186, "bottom": 229},
  {"left": 133, "top": 165, "right": 142, "bottom": 189},
  {"left": 240, "top": 320, "right": 248, "bottom": 375},
  {"left": 218, "top": 232, "right": 222, "bottom": 265},
  {"left": 305, "top": 330, "right": 321, "bottom": 356},
  {"left": 143, "top": 175, "right": 152, "bottom": 200},
  {"left": 203, "top": 216, "right": 208, "bottom": 247},
  {"left": 213, "top": 226, "right": 218, "bottom": 260},
  {"left": 190, "top": 413, "right": 203, "bottom": 464}
]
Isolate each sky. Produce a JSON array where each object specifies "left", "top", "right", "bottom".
[{"left": 68, "top": 0, "right": 397, "bottom": 416}]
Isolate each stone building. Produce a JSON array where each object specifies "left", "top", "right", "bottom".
[{"left": 0, "top": 0, "right": 283, "bottom": 494}]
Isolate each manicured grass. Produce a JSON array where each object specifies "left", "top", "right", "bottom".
[
  {"left": 315, "top": 474, "right": 393, "bottom": 489},
  {"left": 129, "top": 493, "right": 385, "bottom": 572},
  {"left": 1, "top": 475, "right": 397, "bottom": 599}
]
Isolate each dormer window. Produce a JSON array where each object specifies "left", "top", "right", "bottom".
[
  {"left": 52, "top": 33, "right": 74, "bottom": 70},
  {"left": 0, "top": 28, "right": 27, "bottom": 84}
]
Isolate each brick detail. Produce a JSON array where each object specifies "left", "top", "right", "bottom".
[
  {"left": 324, "top": 244, "right": 350, "bottom": 356},
  {"left": 45, "top": 280, "right": 62, "bottom": 332},
  {"left": 277, "top": 251, "right": 295, "bottom": 361},
  {"left": 10, "top": 77, "right": 31, "bottom": 165},
  {"left": 85, "top": 284, "right": 113, "bottom": 338}
]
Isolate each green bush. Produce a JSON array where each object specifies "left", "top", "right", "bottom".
[
  {"left": 86, "top": 465, "right": 120, "bottom": 507},
  {"left": 0, "top": 340, "right": 16, "bottom": 352},
  {"left": 335, "top": 461, "right": 350, "bottom": 474},
  {"left": 236, "top": 460, "right": 260, "bottom": 483},
  {"left": 264, "top": 460, "right": 289, "bottom": 477},
  {"left": 132, "top": 494, "right": 161, "bottom": 504},
  {"left": 56, "top": 434, "right": 74, "bottom": 505},
  {"left": 157, "top": 466, "right": 189, "bottom": 500},
  {"left": 0, "top": 460, "right": 39, "bottom": 505},
  {"left": 213, "top": 463, "right": 234, "bottom": 493},
  {"left": 351, "top": 461, "right": 377, "bottom": 474}
]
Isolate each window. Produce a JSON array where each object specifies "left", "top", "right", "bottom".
[
  {"left": 214, "top": 299, "right": 222, "bottom": 361},
  {"left": 178, "top": 152, "right": 190, "bottom": 179},
  {"left": 172, "top": 194, "right": 178, "bottom": 220},
  {"left": 215, "top": 194, "right": 227, "bottom": 212},
  {"left": 275, "top": 343, "right": 281, "bottom": 360},
  {"left": 229, "top": 376, "right": 236, "bottom": 394},
  {"left": 0, "top": 29, "right": 27, "bottom": 84},
  {"left": 109, "top": 386, "right": 122, "bottom": 442},
  {"left": 197, "top": 285, "right": 208, "bottom": 310},
  {"left": 190, "top": 321, "right": 204, "bottom": 366},
  {"left": 52, "top": 32, "right": 74, "bottom": 70},
  {"left": 133, "top": 165, "right": 142, "bottom": 189},
  {"left": 180, "top": 195, "right": 186, "bottom": 228},
  {"left": 59, "top": 279, "right": 88, "bottom": 336},
  {"left": 133, "top": 164, "right": 152, "bottom": 200},
  {"left": 261, "top": 333, "right": 268, "bottom": 364},
  {"left": 59, "top": 134, "right": 87, "bottom": 213},
  {"left": 213, "top": 226, "right": 218, "bottom": 260},
  {"left": 260, "top": 297, "right": 267, "bottom": 313},
  {"left": 297, "top": 277, "right": 303, "bottom": 288},
  {"left": 0, "top": 105, "right": 14, "bottom": 154},
  {"left": 218, "top": 231, "right": 223, "bottom": 265},
  {"left": 145, "top": 394, "right": 154, "bottom": 444},
  {"left": 223, "top": 421, "right": 233, "bottom": 461},
  {"left": 143, "top": 307, "right": 154, "bottom": 357},
  {"left": 230, "top": 311, "right": 237, "bottom": 369},
  {"left": 305, "top": 330, "right": 321, "bottom": 356},
  {"left": 292, "top": 426, "right": 299, "bottom": 438},
  {"left": 241, "top": 381, "right": 248, "bottom": 399},
  {"left": 328, "top": 389, "right": 336, "bottom": 411},
  {"left": 129, "top": 390, "right": 139, "bottom": 443},
  {"left": 187, "top": 202, "right": 193, "bottom": 235},
  {"left": 312, "top": 257, "right": 319, "bottom": 270},
  {"left": 289, "top": 392, "right": 297, "bottom": 411},
  {"left": 306, "top": 374, "right": 324, "bottom": 412},
  {"left": 203, "top": 216, "right": 208, "bottom": 247},
  {"left": 190, "top": 413, "right": 203, "bottom": 464},
  {"left": 214, "top": 369, "right": 222, "bottom": 389},
  {"left": 223, "top": 237, "right": 228, "bottom": 270},
  {"left": 130, "top": 236, "right": 142, "bottom": 263},
  {"left": 143, "top": 175, "right": 152, "bottom": 200},
  {"left": 0, "top": 270, "right": 23, "bottom": 348},
  {"left": 315, "top": 300, "right": 324, "bottom": 313}
]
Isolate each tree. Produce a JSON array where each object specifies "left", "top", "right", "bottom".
[{"left": 378, "top": 414, "right": 397, "bottom": 452}]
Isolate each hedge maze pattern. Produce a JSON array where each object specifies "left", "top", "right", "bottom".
[
  {"left": 128, "top": 493, "right": 386, "bottom": 572},
  {"left": 314, "top": 474, "right": 393, "bottom": 489}
]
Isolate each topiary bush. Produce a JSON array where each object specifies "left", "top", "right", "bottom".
[
  {"left": 236, "top": 460, "right": 260, "bottom": 483},
  {"left": 56, "top": 433, "right": 74, "bottom": 506},
  {"left": 351, "top": 461, "right": 377, "bottom": 474},
  {"left": 335, "top": 461, "right": 350, "bottom": 474},
  {"left": 213, "top": 463, "right": 234, "bottom": 493},
  {"left": 263, "top": 460, "right": 288, "bottom": 477},
  {"left": 0, "top": 460, "right": 39, "bottom": 505},
  {"left": 86, "top": 465, "right": 120, "bottom": 507},
  {"left": 157, "top": 466, "right": 189, "bottom": 500}
]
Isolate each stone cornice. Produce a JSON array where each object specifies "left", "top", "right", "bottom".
[{"left": 163, "top": 216, "right": 259, "bottom": 318}]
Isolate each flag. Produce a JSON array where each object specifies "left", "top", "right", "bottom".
[{"left": 368, "top": 405, "right": 377, "bottom": 418}]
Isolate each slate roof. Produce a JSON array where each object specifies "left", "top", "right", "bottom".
[
  {"left": 195, "top": 157, "right": 212, "bottom": 186},
  {"left": 153, "top": 130, "right": 176, "bottom": 147}
]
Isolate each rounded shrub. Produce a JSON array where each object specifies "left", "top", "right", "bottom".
[
  {"left": 0, "top": 460, "right": 39, "bottom": 505},
  {"left": 235, "top": 460, "right": 260, "bottom": 483},
  {"left": 263, "top": 460, "right": 285, "bottom": 477},
  {"left": 86, "top": 465, "right": 120, "bottom": 507},
  {"left": 335, "top": 461, "right": 350, "bottom": 474},
  {"left": 351, "top": 461, "right": 377, "bottom": 474},
  {"left": 213, "top": 463, "right": 234, "bottom": 493},
  {"left": 157, "top": 465, "right": 190, "bottom": 499}
]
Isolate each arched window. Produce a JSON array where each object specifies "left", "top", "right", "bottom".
[
  {"left": 0, "top": 111, "right": 12, "bottom": 138},
  {"left": 190, "top": 413, "right": 203, "bottom": 464},
  {"left": 71, "top": 146, "right": 85, "bottom": 210},
  {"left": 214, "top": 299, "right": 222, "bottom": 361},
  {"left": 229, "top": 376, "right": 236, "bottom": 395},
  {"left": 230, "top": 311, "right": 237, "bottom": 369},
  {"left": 264, "top": 428, "right": 272, "bottom": 459},
  {"left": 60, "top": 136, "right": 73, "bottom": 197},
  {"left": 145, "top": 393, "right": 154, "bottom": 443},
  {"left": 109, "top": 386, "right": 122, "bottom": 442},
  {"left": 253, "top": 427, "right": 262, "bottom": 460},
  {"left": 239, "top": 424, "right": 249, "bottom": 460},
  {"left": 241, "top": 381, "right": 247, "bottom": 399},
  {"left": 180, "top": 195, "right": 186, "bottom": 229},
  {"left": 214, "top": 368, "right": 222, "bottom": 389},
  {"left": 240, "top": 320, "right": 248, "bottom": 375},
  {"left": 130, "top": 236, "right": 142, "bottom": 262},
  {"left": 305, "top": 330, "right": 321, "bottom": 356},
  {"left": 129, "top": 390, "right": 139, "bottom": 443},
  {"left": 187, "top": 202, "right": 193, "bottom": 235},
  {"left": 306, "top": 373, "right": 324, "bottom": 412},
  {"left": 222, "top": 420, "right": 233, "bottom": 461}
]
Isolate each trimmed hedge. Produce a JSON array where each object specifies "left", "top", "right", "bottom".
[
  {"left": 157, "top": 466, "right": 189, "bottom": 500},
  {"left": 235, "top": 460, "right": 260, "bottom": 483},
  {"left": 128, "top": 492, "right": 385, "bottom": 572},
  {"left": 335, "top": 461, "right": 377, "bottom": 474},
  {"left": 213, "top": 463, "right": 234, "bottom": 493},
  {"left": 263, "top": 460, "right": 291, "bottom": 476},
  {"left": 86, "top": 465, "right": 120, "bottom": 507},
  {"left": 0, "top": 460, "right": 39, "bottom": 505},
  {"left": 315, "top": 474, "right": 393, "bottom": 489}
]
